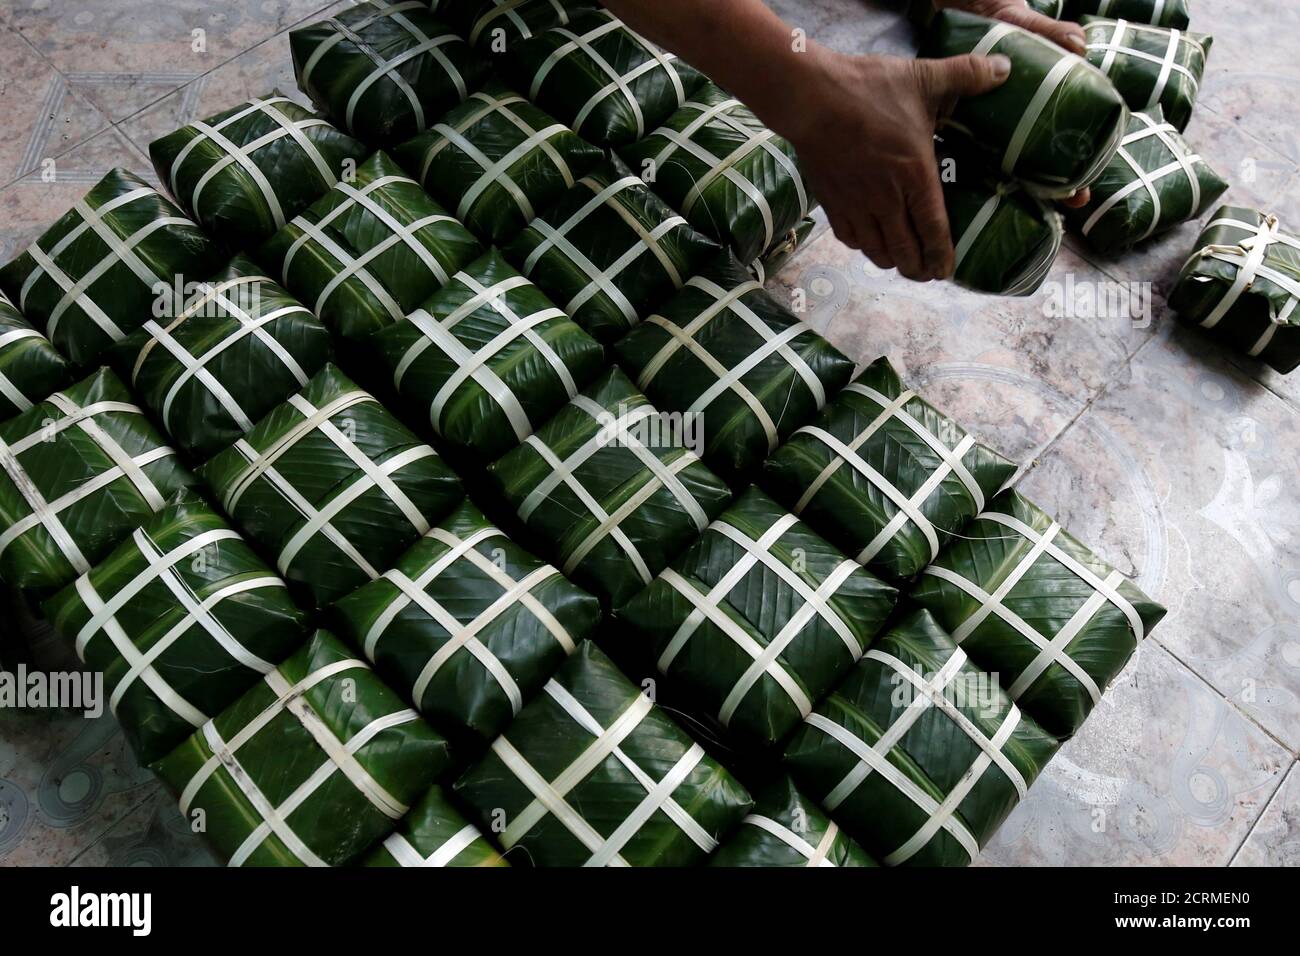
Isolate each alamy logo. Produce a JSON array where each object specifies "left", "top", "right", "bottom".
[
  {"left": 0, "top": 665, "right": 103, "bottom": 718},
  {"left": 1040, "top": 274, "right": 1154, "bottom": 329},
  {"left": 49, "top": 886, "right": 152, "bottom": 936},
  {"left": 888, "top": 667, "right": 1002, "bottom": 719},
  {"left": 152, "top": 277, "right": 262, "bottom": 319},
  {"left": 595, "top": 404, "right": 705, "bottom": 456}
]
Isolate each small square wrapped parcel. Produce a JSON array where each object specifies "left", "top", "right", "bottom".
[
  {"left": 430, "top": 0, "right": 595, "bottom": 51},
  {"left": 454, "top": 640, "right": 753, "bottom": 866},
  {"left": 708, "top": 776, "right": 877, "bottom": 867},
  {"left": 290, "top": 0, "right": 490, "bottom": 145},
  {"left": 0, "top": 368, "right": 193, "bottom": 592},
  {"left": 199, "top": 364, "right": 464, "bottom": 610},
  {"left": 1082, "top": 16, "right": 1210, "bottom": 131},
  {"left": 1169, "top": 207, "right": 1300, "bottom": 374},
  {"left": 362, "top": 786, "right": 506, "bottom": 867},
  {"left": 920, "top": 10, "right": 1129, "bottom": 197},
  {"left": 149, "top": 94, "right": 369, "bottom": 251},
  {"left": 1071, "top": 107, "right": 1227, "bottom": 254},
  {"left": 783, "top": 610, "right": 1059, "bottom": 866},
  {"left": 153, "top": 630, "right": 451, "bottom": 867},
  {"left": 487, "top": 367, "right": 733, "bottom": 608},
  {"left": 43, "top": 492, "right": 307, "bottom": 764},
  {"left": 503, "top": 9, "right": 704, "bottom": 147},
  {"left": 619, "top": 82, "right": 816, "bottom": 265},
  {"left": 612, "top": 254, "right": 853, "bottom": 482},
  {"left": 762, "top": 357, "right": 1016, "bottom": 582},
  {"left": 393, "top": 79, "right": 604, "bottom": 245},
  {"left": 0, "top": 169, "right": 223, "bottom": 368},
  {"left": 258, "top": 150, "right": 483, "bottom": 342},
  {"left": 910, "top": 489, "right": 1166, "bottom": 737},
  {"left": 0, "top": 290, "right": 70, "bottom": 421},
  {"left": 1067, "top": 0, "right": 1189, "bottom": 28},
  {"left": 504, "top": 158, "right": 719, "bottom": 344},
  {"left": 619, "top": 487, "right": 897, "bottom": 749},
  {"left": 332, "top": 499, "right": 602, "bottom": 743},
  {"left": 111, "top": 254, "right": 333, "bottom": 463},
  {"left": 366, "top": 251, "right": 606, "bottom": 460}
]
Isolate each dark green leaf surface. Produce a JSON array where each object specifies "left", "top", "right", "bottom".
[
  {"left": 910, "top": 489, "right": 1166, "bottom": 737},
  {"left": 454, "top": 640, "right": 753, "bottom": 866},
  {"left": 1082, "top": 16, "right": 1210, "bottom": 131},
  {"left": 1068, "top": 0, "right": 1189, "bottom": 28},
  {"left": 332, "top": 498, "right": 601, "bottom": 743},
  {"left": 153, "top": 629, "right": 451, "bottom": 867},
  {"left": 619, "top": 487, "right": 897, "bottom": 748},
  {"left": 0, "top": 290, "right": 71, "bottom": 422},
  {"left": 708, "top": 776, "right": 877, "bottom": 867},
  {"left": 763, "top": 357, "right": 1017, "bottom": 581},
  {"left": 783, "top": 609, "right": 1059, "bottom": 866},
  {"left": 199, "top": 364, "right": 464, "bottom": 610},
  {"left": 362, "top": 785, "right": 507, "bottom": 866},
  {"left": 43, "top": 491, "right": 307, "bottom": 764}
]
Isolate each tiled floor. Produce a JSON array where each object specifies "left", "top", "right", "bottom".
[{"left": 0, "top": 0, "right": 1296, "bottom": 866}]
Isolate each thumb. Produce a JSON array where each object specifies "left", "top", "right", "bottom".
[{"left": 915, "top": 53, "right": 1011, "bottom": 114}]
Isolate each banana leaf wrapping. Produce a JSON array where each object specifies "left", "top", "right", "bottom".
[
  {"left": 910, "top": 489, "right": 1166, "bottom": 738},
  {"left": 149, "top": 95, "right": 370, "bottom": 252},
  {"left": 619, "top": 487, "right": 897, "bottom": 749},
  {"left": 0, "top": 169, "right": 224, "bottom": 369},
  {"left": 367, "top": 250, "right": 605, "bottom": 460},
  {"left": 290, "top": 1, "right": 490, "bottom": 146},
  {"left": 612, "top": 254, "right": 853, "bottom": 483},
  {"left": 0, "top": 291, "right": 71, "bottom": 422},
  {"left": 430, "top": 0, "right": 596, "bottom": 52},
  {"left": 503, "top": 9, "right": 704, "bottom": 148},
  {"left": 392, "top": 80, "right": 604, "bottom": 246},
  {"left": 783, "top": 609, "right": 1060, "bottom": 866},
  {"left": 332, "top": 499, "right": 602, "bottom": 744},
  {"left": 1069, "top": 0, "right": 1190, "bottom": 31},
  {"left": 454, "top": 640, "right": 753, "bottom": 866},
  {"left": 1027, "top": 0, "right": 1065, "bottom": 16},
  {"left": 504, "top": 158, "right": 720, "bottom": 344},
  {"left": 1070, "top": 107, "right": 1227, "bottom": 253},
  {"left": 1082, "top": 16, "right": 1210, "bottom": 131},
  {"left": 258, "top": 150, "right": 484, "bottom": 342},
  {"left": 921, "top": 10, "right": 1129, "bottom": 197},
  {"left": 749, "top": 217, "right": 816, "bottom": 284},
  {"left": 1169, "top": 207, "right": 1300, "bottom": 374},
  {"left": 153, "top": 629, "right": 451, "bottom": 867},
  {"left": 618, "top": 82, "right": 815, "bottom": 266},
  {"left": 43, "top": 492, "right": 307, "bottom": 765},
  {"left": 199, "top": 364, "right": 464, "bottom": 610},
  {"left": 762, "top": 357, "right": 1017, "bottom": 582},
  {"left": 111, "top": 254, "right": 333, "bottom": 463},
  {"left": 362, "top": 785, "right": 507, "bottom": 866},
  {"left": 708, "top": 776, "right": 877, "bottom": 867},
  {"left": 488, "top": 367, "right": 733, "bottom": 609},
  {"left": 0, "top": 368, "right": 194, "bottom": 592}
]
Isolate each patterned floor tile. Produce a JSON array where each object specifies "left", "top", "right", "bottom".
[{"left": 1231, "top": 760, "right": 1300, "bottom": 866}]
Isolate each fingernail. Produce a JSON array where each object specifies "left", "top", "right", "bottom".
[
  {"left": 1066, "top": 33, "right": 1087, "bottom": 56},
  {"left": 989, "top": 54, "right": 1011, "bottom": 79}
]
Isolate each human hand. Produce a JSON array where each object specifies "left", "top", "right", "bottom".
[{"left": 937, "top": 0, "right": 1088, "bottom": 56}]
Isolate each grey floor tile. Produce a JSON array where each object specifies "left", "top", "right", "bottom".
[{"left": 1232, "top": 760, "right": 1300, "bottom": 866}]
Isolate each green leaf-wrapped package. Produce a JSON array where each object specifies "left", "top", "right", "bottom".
[
  {"left": 332, "top": 499, "right": 601, "bottom": 743},
  {"left": 1071, "top": 107, "right": 1227, "bottom": 253},
  {"left": 619, "top": 487, "right": 897, "bottom": 748},
  {"left": 488, "top": 367, "right": 733, "bottom": 608},
  {"left": 258, "top": 150, "right": 484, "bottom": 342},
  {"left": 1169, "top": 206, "right": 1300, "bottom": 374},
  {"left": 199, "top": 364, "right": 464, "bottom": 610},
  {"left": 1071, "top": 0, "right": 1191, "bottom": 31},
  {"left": 613, "top": 255, "right": 853, "bottom": 482},
  {"left": 0, "top": 169, "right": 224, "bottom": 368},
  {"left": 0, "top": 368, "right": 194, "bottom": 592},
  {"left": 431, "top": 0, "right": 595, "bottom": 50},
  {"left": 783, "top": 610, "right": 1059, "bottom": 866},
  {"left": 762, "top": 357, "right": 1016, "bottom": 582},
  {"left": 619, "top": 82, "right": 815, "bottom": 265},
  {"left": 154, "top": 629, "right": 451, "bottom": 867},
  {"left": 454, "top": 640, "right": 753, "bottom": 866},
  {"left": 149, "top": 94, "right": 369, "bottom": 251},
  {"left": 1082, "top": 16, "right": 1210, "bottom": 131},
  {"left": 503, "top": 9, "right": 704, "bottom": 147},
  {"left": 362, "top": 785, "right": 507, "bottom": 866},
  {"left": 367, "top": 249, "right": 605, "bottom": 459},
  {"left": 393, "top": 80, "right": 603, "bottom": 245},
  {"left": 504, "top": 158, "right": 720, "bottom": 344},
  {"left": 290, "top": 0, "right": 490, "bottom": 146},
  {"left": 0, "top": 290, "right": 71, "bottom": 421},
  {"left": 709, "top": 776, "right": 877, "bottom": 867},
  {"left": 910, "top": 489, "right": 1166, "bottom": 738},
  {"left": 1027, "top": 0, "right": 1065, "bottom": 16},
  {"left": 112, "top": 254, "right": 333, "bottom": 463},
  {"left": 43, "top": 492, "right": 307, "bottom": 764},
  {"left": 921, "top": 10, "right": 1129, "bottom": 197}
]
